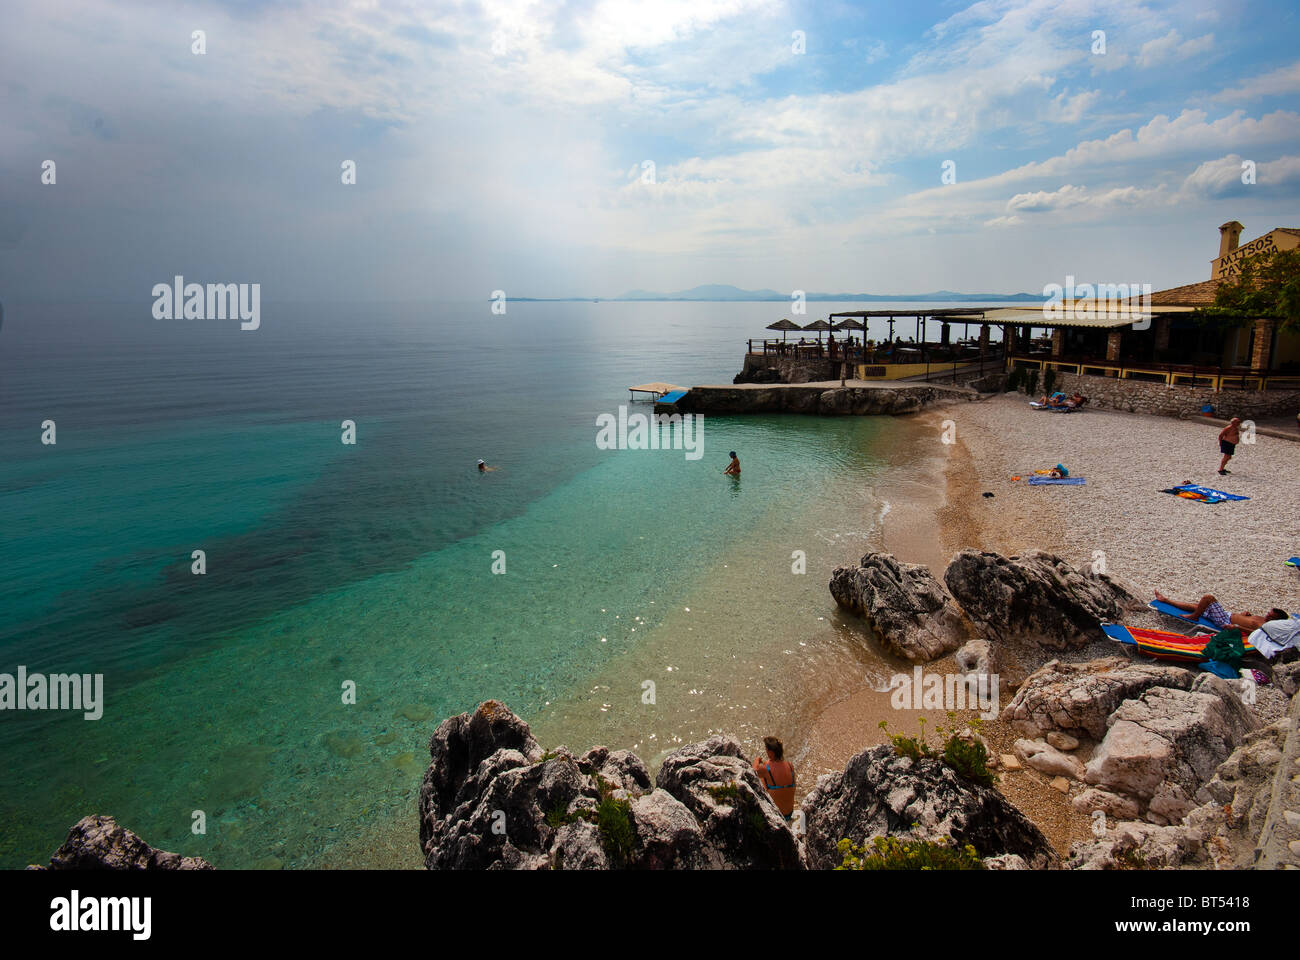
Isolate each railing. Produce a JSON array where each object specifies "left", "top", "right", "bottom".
[
  {"left": 747, "top": 338, "right": 1000, "bottom": 367},
  {"left": 1007, "top": 355, "right": 1300, "bottom": 391}
]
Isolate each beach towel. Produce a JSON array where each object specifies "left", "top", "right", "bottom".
[
  {"left": 1287, "top": 557, "right": 1300, "bottom": 568},
  {"left": 1101, "top": 622, "right": 1255, "bottom": 664},
  {"left": 1248, "top": 617, "right": 1300, "bottom": 660},
  {"left": 1201, "top": 628, "right": 1248, "bottom": 669},
  {"left": 1199, "top": 660, "right": 1240, "bottom": 680},
  {"left": 1160, "top": 484, "right": 1250, "bottom": 504},
  {"left": 1029, "top": 402, "right": 1074, "bottom": 412},
  {"left": 1028, "top": 477, "right": 1085, "bottom": 485},
  {"left": 1148, "top": 599, "right": 1218, "bottom": 632}
]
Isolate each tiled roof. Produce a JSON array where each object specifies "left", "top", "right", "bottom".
[{"left": 1149, "top": 278, "right": 1222, "bottom": 307}]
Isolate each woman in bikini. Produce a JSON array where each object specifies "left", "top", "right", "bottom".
[{"left": 753, "top": 736, "right": 795, "bottom": 820}]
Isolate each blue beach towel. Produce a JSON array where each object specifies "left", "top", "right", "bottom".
[
  {"left": 1161, "top": 484, "right": 1250, "bottom": 504},
  {"left": 1287, "top": 557, "right": 1300, "bottom": 568},
  {"left": 1199, "top": 660, "right": 1240, "bottom": 680},
  {"left": 1028, "top": 476, "right": 1085, "bottom": 485}
]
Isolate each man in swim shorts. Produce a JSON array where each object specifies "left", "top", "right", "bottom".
[
  {"left": 1217, "top": 417, "right": 1241, "bottom": 475},
  {"left": 753, "top": 736, "right": 795, "bottom": 820}
]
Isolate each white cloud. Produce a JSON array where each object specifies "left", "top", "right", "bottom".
[
  {"left": 1136, "top": 29, "right": 1214, "bottom": 69},
  {"left": 1215, "top": 61, "right": 1300, "bottom": 102}
]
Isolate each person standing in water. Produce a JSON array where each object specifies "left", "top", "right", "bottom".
[
  {"left": 753, "top": 736, "right": 795, "bottom": 820},
  {"left": 723, "top": 451, "right": 740, "bottom": 476}
]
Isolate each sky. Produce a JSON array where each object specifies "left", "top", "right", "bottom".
[{"left": 2, "top": 0, "right": 1299, "bottom": 301}]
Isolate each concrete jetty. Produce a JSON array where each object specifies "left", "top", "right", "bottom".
[{"left": 658, "top": 379, "right": 980, "bottom": 416}]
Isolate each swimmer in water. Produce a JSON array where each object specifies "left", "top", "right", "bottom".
[
  {"left": 477, "top": 459, "right": 499, "bottom": 473},
  {"left": 723, "top": 451, "right": 740, "bottom": 476}
]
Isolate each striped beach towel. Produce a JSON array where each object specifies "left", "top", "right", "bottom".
[{"left": 1102, "top": 623, "right": 1255, "bottom": 663}]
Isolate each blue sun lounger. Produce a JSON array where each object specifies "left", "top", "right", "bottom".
[{"left": 1148, "top": 599, "right": 1218, "bottom": 632}]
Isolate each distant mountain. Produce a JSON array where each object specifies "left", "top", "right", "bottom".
[{"left": 608, "top": 286, "right": 1041, "bottom": 302}]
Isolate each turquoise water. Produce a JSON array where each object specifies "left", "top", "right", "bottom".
[{"left": 0, "top": 300, "right": 947, "bottom": 868}]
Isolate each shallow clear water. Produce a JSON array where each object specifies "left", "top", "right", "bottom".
[{"left": 0, "top": 299, "right": 958, "bottom": 868}]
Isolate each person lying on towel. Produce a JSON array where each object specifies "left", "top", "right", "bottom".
[{"left": 1154, "top": 590, "right": 1288, "bottom": 632}]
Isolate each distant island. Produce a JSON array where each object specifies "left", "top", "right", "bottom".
[{"left": 508, "top": 284, "right": 1043, "bottom": 302}]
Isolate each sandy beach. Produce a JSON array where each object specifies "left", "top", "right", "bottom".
[{"left": 796, "top": 393, "right": 1300, "bottom": 856}]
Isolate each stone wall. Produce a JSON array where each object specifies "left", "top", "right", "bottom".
[
  {"left": 735, "top": 353, "right": 838, "bottom": 384},
  {"left": 1037, "top": 371, "right": 1300, "bottom": 419}
]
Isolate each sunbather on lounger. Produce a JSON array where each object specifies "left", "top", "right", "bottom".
[{"left": 1154, "top": 590, "right": 1287, "bottom": 631}]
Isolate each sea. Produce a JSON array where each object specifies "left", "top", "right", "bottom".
[{"left": 0, "top": 299, "right": 1002, "bottom": 868}]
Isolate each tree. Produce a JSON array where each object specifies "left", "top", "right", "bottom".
[{"left": 1199, "top": 246, "right": 1300, "bottom": 332}]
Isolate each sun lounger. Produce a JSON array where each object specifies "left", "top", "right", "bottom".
[
  {"left": 1028, "top": 402, "right": 1075, "bottom": 412},
  {"left": 1148, "top": 599, "right": 1218, "bottom": 631},
  {"left": 1102, "top": 623, "right": 1255, "bottom": 663},
  {"left": 1160, "top": 484, "right": 1250, "bottom": 504}
]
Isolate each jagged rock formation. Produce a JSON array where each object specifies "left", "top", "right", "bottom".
[
  {"left": 418, "top": 701, "right": 801, "bottom": 869},
  {"left": 672, "top": 384, "right": 969, "bottom": 417},
  {"left": 29, "top": 815, "right": 212, "bottom": 870},
  {"left": 1081, "top": 675, "right": 1257, "bottom": 824},
  {"left": 1068, "top": 718, "right": 1293, "bottom": 869},
  {"left": 1001, "top": 657, "right": 1195, "bottom": 740},
  {"left": 829, "top": 553, "right": 968, "bottom": 662},
  {"left": 800, "top": 744, "right": 1058, "bottom": 870},
  {"left": 943, "top": 550, "right": 1141, "bottom": 650}
]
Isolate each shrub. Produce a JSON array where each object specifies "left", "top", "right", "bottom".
[
  {"left": 836, "top": 835, "right": 984, "bottom": 870},
  {"left": 1043, "top": 368, "right": 1056, "bottom": 395},
  {"left": 879, "top": 714, "right": 996, "bottom": 788},
  {"left": 1025, "top": 369, "right": 1039, "bottom": 396},
  {"left": 1005, "top": 367, "right": 1024, "bottom": 392}
]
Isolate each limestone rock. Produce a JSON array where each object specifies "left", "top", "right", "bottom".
[
  {"left": 31, "top": 815, "right": 213, "bottom": 870},
  {"left": 955, "top": 638, "right": 995, "bottom": 675},
  {"left": 1000, "top": 657, "right": 1194, "bottom": 740},
  {"left": 655, "top": 735, "right": 803, "bottom": 870},
  {"left": 1067, "top": 820, "right": 1207, "bottom": 869},
  {"left": 1084, "top": 677, "right": 1258, "bottom": 824},
  {"left": 1047, "top": 731, "right": 1080, "bottom": 751},
  {"left": 830, "top": 552, "right": 968, "bottom": 662},
  {"left": 418, "top": 702, "right": 803, "bottom": 870},
  {"left": 1014, "top": 738, "right": 1086, "bottom": 779},
  {"left": 800, "top": 744, "right": 1058, "bottom": 870},
  {"left": 943, "top": 550, "right": 1141, "bottom": 649}
]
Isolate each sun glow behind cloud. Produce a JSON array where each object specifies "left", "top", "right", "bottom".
[{"left": 1, "top": 0, "right": 1298, "bottom": 300}]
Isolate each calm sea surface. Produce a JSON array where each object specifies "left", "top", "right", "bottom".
[{"left": 0, "top": 299, "right": 998, "bottom": 868}]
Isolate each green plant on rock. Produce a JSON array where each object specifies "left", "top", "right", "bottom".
[
  {"left": 591, "top": 774, "right": 634, "bottom": 865},
  {"left": 879, "top": 713, "right": 996, "bottom": 787},
  {"left": 836, "top": 835, "right": 984, "bottom": 870},
  {"left": 1005, "top": 367, "right": 1024, "bottom": 393}
]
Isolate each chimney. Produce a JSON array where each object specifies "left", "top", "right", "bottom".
[{"left": 1218, "top": 220, "right": 1244, "bottom": 260}]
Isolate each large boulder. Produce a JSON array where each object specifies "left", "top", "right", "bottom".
[
  {"left": 30, "top": 815, "right": 213, "bottom": 870},
  {"left": 655, "top": 735, "right": 803, "bottom": 870},
  {"left": 1067, "top": 820, "right": 1208, "bottom": 870},
  {"left": 1083, "top": 676, "right": 1258, "bottom": 824},
  {"left": 418, "top": 702, "right": 802, "bottom": 869},
  {"left": 943, "top": 550, "right": 1141, "bottom": 650},
  {"left": 799, "top": 744, "right": 1058, "bottom": 870},
  {"left": 830, "top": 552, "right": 968, "bottom": 662},
  {"left": 1000, "top": 657, "right": 1194, "bottom": 740}
]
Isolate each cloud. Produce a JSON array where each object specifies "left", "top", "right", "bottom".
[
  {"left": 1136, "top": 29, "right": 1214, "bottom": 69},
  {"left": 1182, "top": 153, "right": 1300, "bottom": 197},
  {"left": 1215, "top": 61, "right": 1300, "bottom": 102}
]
